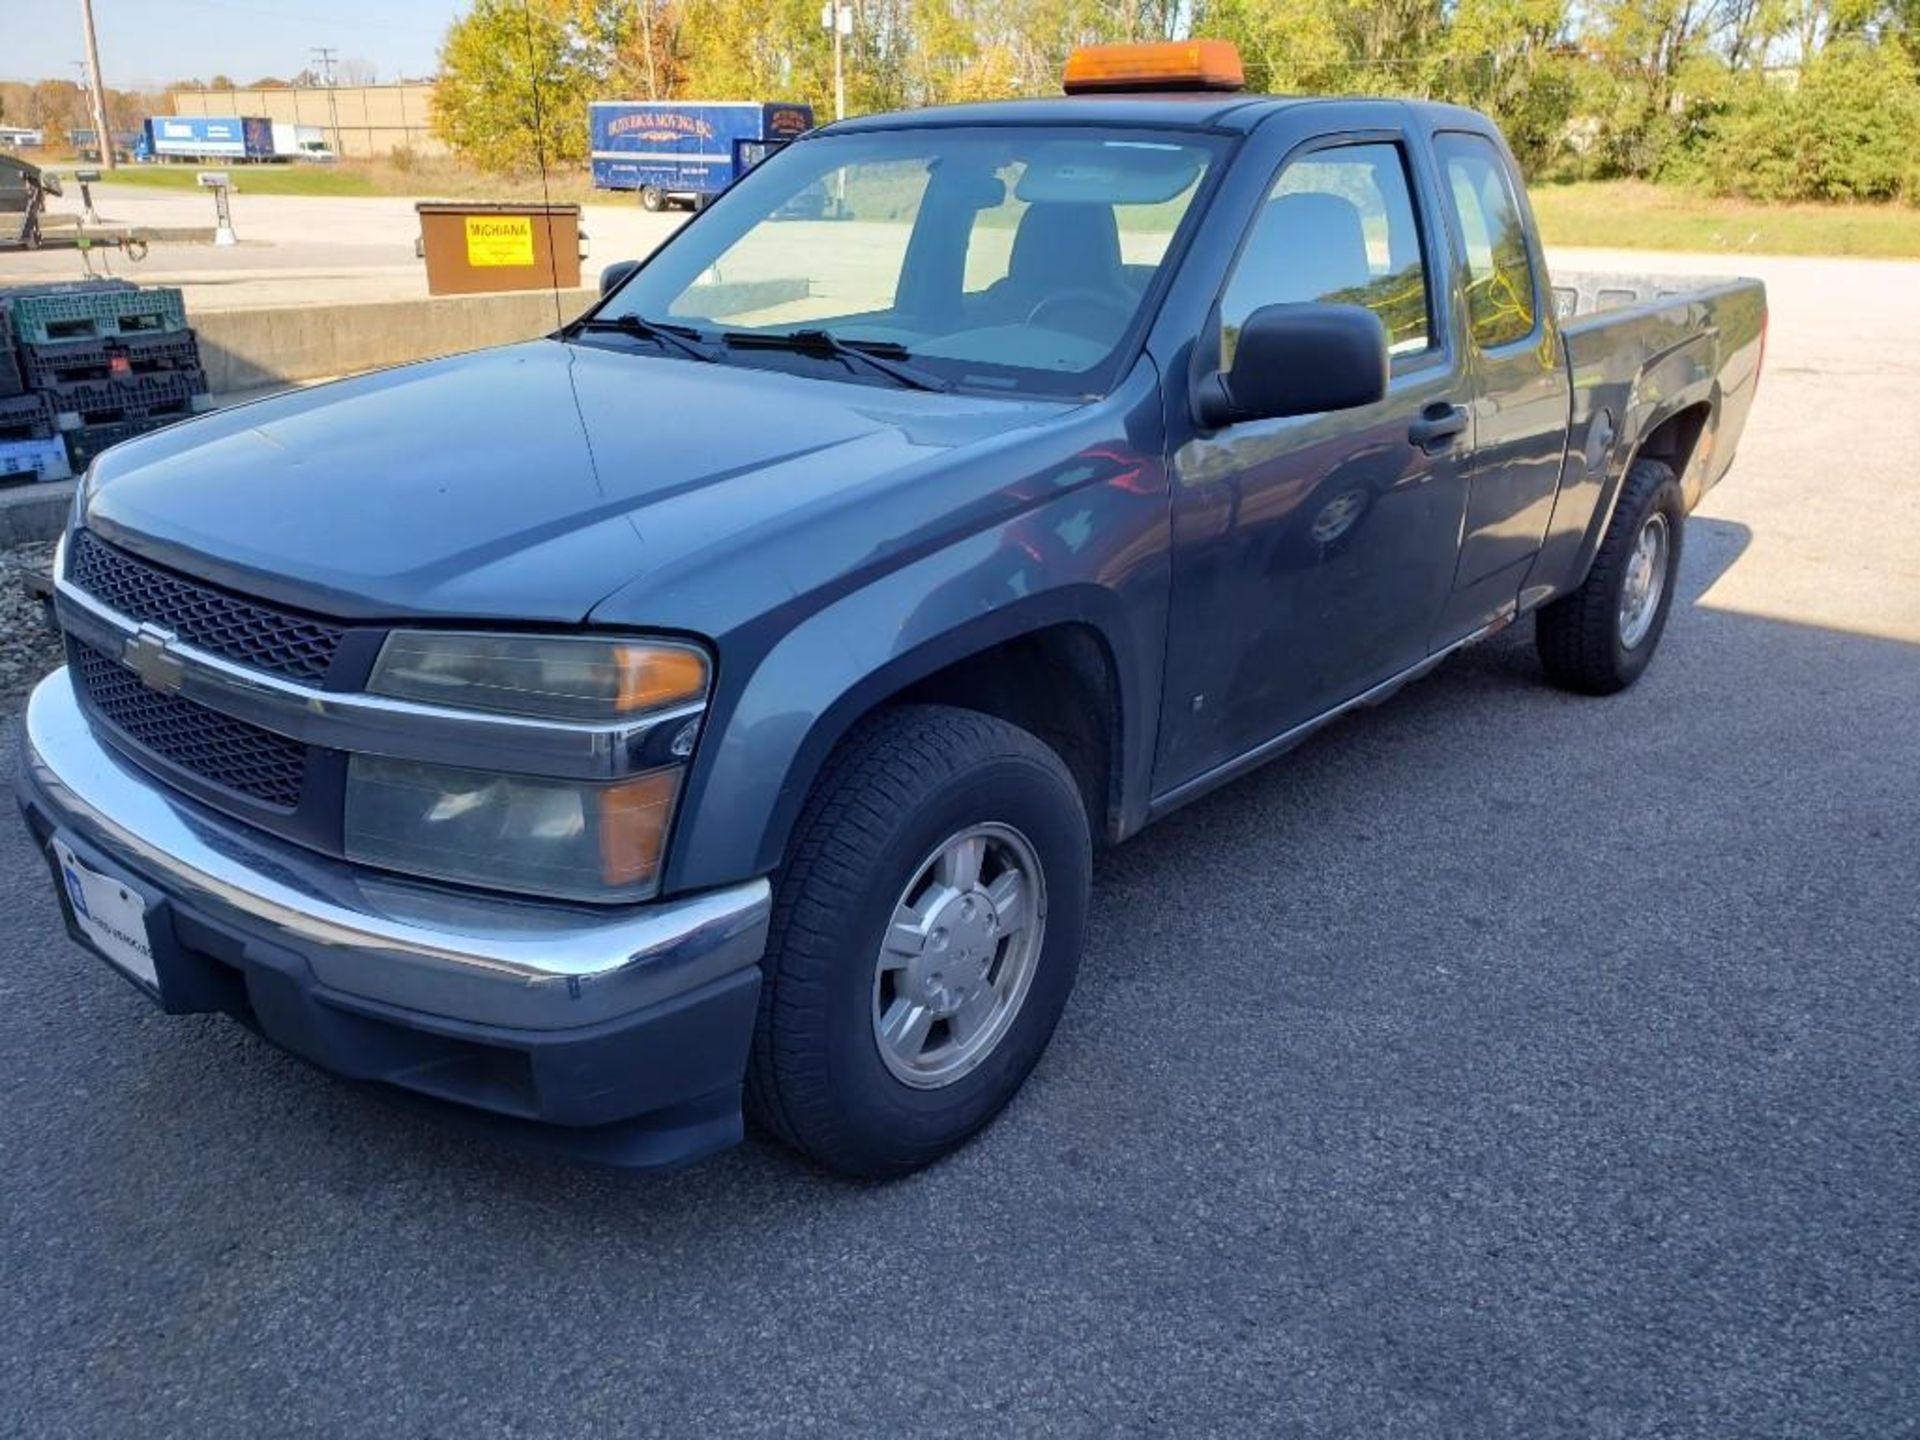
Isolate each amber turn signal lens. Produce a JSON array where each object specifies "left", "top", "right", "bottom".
[
  {"left": 599, "top": 769, "right": 681, "bottom": 887},
  {"left": 615, "top": 644, "right": 710, "bottom": 713},
  {"left": 1062, "top": 39, "right": 1245, "bottom": 94}
]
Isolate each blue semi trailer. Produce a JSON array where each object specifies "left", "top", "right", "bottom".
[
  {"left": 138, "top": 115, "right": 275, "bottom": 163},
  {"left": 589, "top": 101, "right": 814, "bottom": 210}
]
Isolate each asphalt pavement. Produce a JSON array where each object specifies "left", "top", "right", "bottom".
[{"left": 2, "top": 252, "right": 1916, "bottom": 1437}]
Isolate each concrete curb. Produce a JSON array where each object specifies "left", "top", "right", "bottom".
[
  {"left": 0, "top": 480, "right": 75, "bottom": 547},
  {"left": 193, "top": 287, "right": 600, "bottom": 392}
]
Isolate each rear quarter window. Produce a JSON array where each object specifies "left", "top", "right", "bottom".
[{"left": 1434, "top": 132, "right": 1538, "bottom": 349}]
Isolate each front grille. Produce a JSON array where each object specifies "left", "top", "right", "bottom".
[
  {"left": 67, "top": 530, "right": 345, "bottom": 683},
  {"left": 70, "top": 640, "right": 307, "bottom": 809}
]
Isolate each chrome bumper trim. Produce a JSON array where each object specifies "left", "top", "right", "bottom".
[
  {"left": 20, "top": 669, "right": 769, "bottom": 1029},
  {"left": 53, "top": 575, "right": 703, "bottom": 781}
]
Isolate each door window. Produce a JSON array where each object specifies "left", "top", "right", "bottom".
[
  {"left": 1434, "top": 133, "right": 1538, "bottom": 349},
  {"left": 1219, "top": 142, "right": 1432, "bottom": 365}
]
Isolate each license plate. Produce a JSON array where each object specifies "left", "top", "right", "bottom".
[{"left": 51, "top": 838, "right": 158, "bottom": 990}]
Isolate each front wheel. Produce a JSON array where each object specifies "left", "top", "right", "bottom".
[
  {"left": 639, "top": 185, "right": 666, "bottom": 212},
  {"left": 747, "top": 706, "right": 1091, "bottom": 1178},
  {"left": 1536, "top": 456, "right": 1685, "bottom": 695}
]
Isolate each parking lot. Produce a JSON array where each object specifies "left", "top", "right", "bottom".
[
  {"left": 2, "top": 244, "right": 1915, "bottom": 1437},
  {"left": 5, "top": 182, "right": 687, "bottom": 309}
]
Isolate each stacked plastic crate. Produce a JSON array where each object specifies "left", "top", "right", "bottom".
[
  {"left": 0, "top": 280, "right": 211, "bottom": 485},
  {"left": 0, "top": 337, "right": 65, "bottom": 483}
]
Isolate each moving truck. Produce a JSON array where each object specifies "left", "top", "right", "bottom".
[
  {"left": 270, "top": 123, "right": 335, "bottom": 162},
  {"left": 139, "top": 116, "right": 274, "bottom": 163},
  {"left": 589, "top": 101, "right": 814, "bottom": 210}
]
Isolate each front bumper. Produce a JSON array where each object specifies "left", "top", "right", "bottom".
[{"left": 16, "top": 668, "right": 772, "bottom": 1167}]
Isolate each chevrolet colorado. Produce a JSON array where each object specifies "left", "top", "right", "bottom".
[{"left": 17, "top": 44, "right": 1766, "bottom": 1177}]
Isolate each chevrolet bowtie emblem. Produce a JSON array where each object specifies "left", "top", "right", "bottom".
[{"left": 122, "top": 624, "right": 187, "bottom": 695}]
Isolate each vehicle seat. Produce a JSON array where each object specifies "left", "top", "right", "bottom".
[
  {"left": 1241, "top": 192, "right": 1373, "bottom": 304},
  {"left": 984, "top": 203, "right": 1130, "bottom": 320}
]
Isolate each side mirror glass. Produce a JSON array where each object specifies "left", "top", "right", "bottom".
[
  {"left": 600, "top": 259, "right": 641, "bottom": 298},
  {"left": 1198, "top": 302, "right": 1389, "bottom": 428}
]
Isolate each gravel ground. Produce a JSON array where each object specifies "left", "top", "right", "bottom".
[{"left": 0, "top": 541, "right": 60, "bottom": 703}]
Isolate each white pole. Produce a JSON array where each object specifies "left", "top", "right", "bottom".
[{"left": 832, "top": 11, "right": 846, "bottom": 121}]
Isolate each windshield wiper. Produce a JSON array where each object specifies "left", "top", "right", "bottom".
[
  {"left": 571, "top": 313, "right": 720, "bottom": 363},
  {"left": 721, "top": 328, "right": 951, "bottom": 392}
]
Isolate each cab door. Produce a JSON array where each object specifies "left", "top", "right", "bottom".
[
  {"left": 1428, "top": 129, "right": 1571, "bottom": 641},
  {"left": 1155, "top": 133, "right": 1472, "bottom": 791}
]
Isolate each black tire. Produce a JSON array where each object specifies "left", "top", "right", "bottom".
[
  {"left": 1536, "top": 456, "right": 1685, "bottom": 695},
  {"left": 747, "top": 705, "right": 1091, "bottom": 1179},
  {"left": 639, "top": 185, "right": 666, "bottom": 212}
]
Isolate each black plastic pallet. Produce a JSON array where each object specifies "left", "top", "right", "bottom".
[
  {"left": 0, "top": 342, "right": 21, "bottom": 400},
  {"left": 64, "top": 417, "right": 176, "bottom": 471},
  {"left": 0, "top": 391, "right": 54, "bottom": 441},
  {"left": 45, "top": 369, "right": 209, "bottom": 430},
  {"left": 22, "top": 329, "right": 204, "bottom": 389}
]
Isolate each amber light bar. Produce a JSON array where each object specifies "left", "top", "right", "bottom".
[{"left": 1062, "top": 39, "right": 1246, "bottom": 95}]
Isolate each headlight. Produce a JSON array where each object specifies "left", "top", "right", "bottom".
[
  {"left": 345, "top": 756, "right": 680, "bottom": 902},
  {"left": 354, "top": 631, "right": 709, "bottom": 901},
  {"left": 369, "top": 632, "right": 708, "bottom": 720}
]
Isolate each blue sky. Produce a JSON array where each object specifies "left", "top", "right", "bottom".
[{"left": 6, "top": 0, "right": 464, "bottom": 90}]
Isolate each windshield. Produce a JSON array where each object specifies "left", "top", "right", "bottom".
[{"left": 590, "top": 126, "right": 1226, "bottom": 398}]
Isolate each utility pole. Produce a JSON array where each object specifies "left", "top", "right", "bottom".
[
  {"left": 312, "top": 46, "right": 344, "bottom": 161},
  {"left": 820, "top": 3, "right": 852, "bottom": 121},
  {"left": 76, "top": 0, "right": 116, "bottom": 170}
]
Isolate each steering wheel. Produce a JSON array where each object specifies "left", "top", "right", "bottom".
[{"left": 1027, "top": 288, "right": 1135, "bottom": 338}]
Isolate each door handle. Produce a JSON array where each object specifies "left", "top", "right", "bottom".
[{"left": 1409, "top": 403, "right": 1468, "bottom": 452}]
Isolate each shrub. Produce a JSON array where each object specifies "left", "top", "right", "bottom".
[{"left": 1692, "top": 43, "right": 1920, "bottom": 204}]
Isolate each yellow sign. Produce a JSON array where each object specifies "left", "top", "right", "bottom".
[{"left": 464, "top": 215, "right": 535, "bottom": 267}]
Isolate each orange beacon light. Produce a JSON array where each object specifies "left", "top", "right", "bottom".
[{"left": 1062, "top": 40, "right": 1247, "bottom": 94}]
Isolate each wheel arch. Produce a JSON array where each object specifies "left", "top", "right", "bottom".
[
  {"left": 1558, "top": 385, "right": 1717, "bottom": 601},
  {"left": 663, "top": 586, "right": 1150, "bottom": 895},
  {"left": 1632, "top": 398, "right": 1715, "bottom": 508}
]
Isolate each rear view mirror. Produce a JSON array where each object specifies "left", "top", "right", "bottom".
[
  {"left": 600, "top": 260, "right": 641, "bottom": 298},
  {"left": 1197, "top": 303, "right": 1388, "bottom": 427}
]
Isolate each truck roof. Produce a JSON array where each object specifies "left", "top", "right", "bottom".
[{"left": 825, "top": 94, "right": 1485, "bottom": 137}]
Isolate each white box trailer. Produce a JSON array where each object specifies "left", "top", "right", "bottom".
[{"left": 270, "top": 123, "right": 335, "bottom": 162}]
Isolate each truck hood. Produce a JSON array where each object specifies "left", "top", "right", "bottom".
[{"left": 81, "top": 340, "right": 1066, "bottom": 624}]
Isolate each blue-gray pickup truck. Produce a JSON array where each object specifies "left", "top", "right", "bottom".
[{"left": 17, "top": 45, "right": 1766, "bottom": 1177}]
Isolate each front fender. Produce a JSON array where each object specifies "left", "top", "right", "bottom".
[{"left": 662, "top": 473, "right": 1171, "bottom": 893}]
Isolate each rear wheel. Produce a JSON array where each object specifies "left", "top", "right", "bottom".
[
  {"left": 747, "top": 706, "right": 1091, "bottom": 1179},
  {"left": 1536, "top": 456, "right": 1685, "bottom": 694},
  {"left": 639, "top": 185, "right": 666, "bottom": 212}
]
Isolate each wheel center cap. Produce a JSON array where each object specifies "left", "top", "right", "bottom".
[{"left": 906, "top": 888, "right": 999, "bottom": 1015}]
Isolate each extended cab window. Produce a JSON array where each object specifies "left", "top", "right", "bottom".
[
  {"left": 596, "top": 126, "right": 1224, "bottom": 398},
  {"left": 1220, "top": 142, "right": 1432, "bottom": 365},
  {"left": 1434, "top": 132, "right": 1538, "bottom": 348}
]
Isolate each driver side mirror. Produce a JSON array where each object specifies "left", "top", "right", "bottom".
[
  {"left": 1196, "top": 303, "right": 1389, "bottom": 428},
  {"left": 600, "top": 259, "right": 641, "bottom": 298}
]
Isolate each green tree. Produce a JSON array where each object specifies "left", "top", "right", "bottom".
[
  {"left": 432, "top": 0, "right": 601, "bottom": 171},
  {"left": 1693, "top": 39, "right": 1920, "bottom": 199}
]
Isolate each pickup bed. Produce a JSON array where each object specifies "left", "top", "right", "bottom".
[{"left": 17, "top": 57, "right": 1765, "bottom": 1177}]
